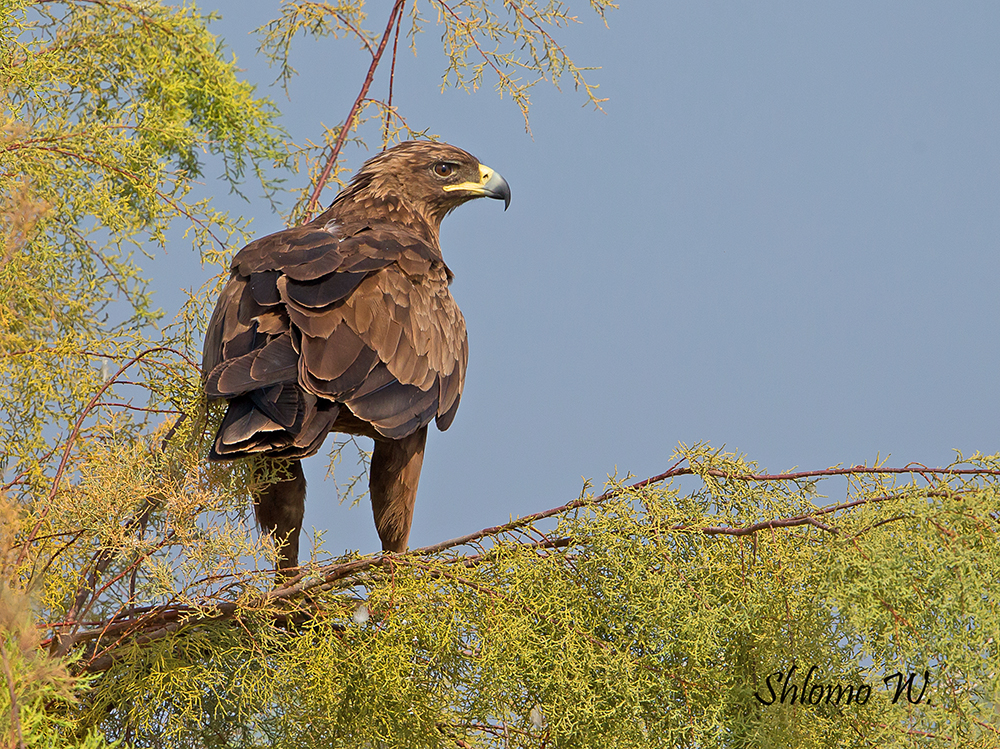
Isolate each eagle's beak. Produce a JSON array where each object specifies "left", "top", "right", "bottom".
[
  {"left": 479, "top": 165, "right": 511, "bottom": 210},
  {"left": 443, "top": 164, "right": 511, "bottom": 210}
]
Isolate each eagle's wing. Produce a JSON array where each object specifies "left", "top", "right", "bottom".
[{"left": 203, "top": 223, "right": 468, "bottom": 459}]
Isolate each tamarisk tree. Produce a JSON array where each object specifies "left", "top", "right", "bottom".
[{"left": 3, "top": 2, "right": 999, "bottom": 747}]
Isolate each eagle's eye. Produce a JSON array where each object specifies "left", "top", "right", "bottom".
[{"left": 433, "top": 162, "right": 457, "bottom": 178}]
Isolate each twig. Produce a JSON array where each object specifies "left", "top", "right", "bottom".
[
  {"left": 682, "top": 489, "right": 962, "bottom": 539},
  {"left": 695, "top": 515, "right": 840, "bottom": 537},
  {"left": 436, "top": 1, "right": 519, "bottom": 99},
  {"left": 446, "top": 537, "right": 572, "bottom": 568},
  {"left": 412, "top": 461, "right": 690, "bottom": 557},
  {"left": 96, "top": 402, "right": 182, "bottom": 415},
  {"left": 382, "top": 3, "right": 404, "bottom": 144},
  {"left": 849, "top": 514, "right": 916, "bottom": 542},
  {"left": 303, "top": 0, "right": 407, "bottom": 221},
  {"left": 16, "top": 347, "right": 196, "bottom": 567},
  {"left": 57, "top": 497, "right": 161, "bottom": 654},
  {"left": 699, "top": 464, "right": 1000, "bottom": 481},
  {"left": 330, "top": 7, "right": 376, "bottom": 56}
]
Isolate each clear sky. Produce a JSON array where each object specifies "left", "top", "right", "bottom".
[{"left": 151, "top": 2, "right": 1000, "bottom": 557}]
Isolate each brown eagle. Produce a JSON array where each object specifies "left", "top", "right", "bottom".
[{"left": 203, "top": 141, "right": 510, "bottom": 569}]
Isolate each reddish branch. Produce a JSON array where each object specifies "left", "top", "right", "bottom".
[
  {"left": 698, "top": 463, "right": 1000, "bottom": 481},
  {"left": 303, "top": 0, "right": 407, "bottom": 221},
  {"left": 409, "top": 461, "right": 991, "bottom": 556},
  {"left": 411, "top": 460, "right": 694, "bottom": 557},
  {"left": 39, "top": 456, "right": 996, "bottom": 674},
  {"left": 875, "top": 723, "right": 952, "bottom": 741},
  {"left": 697, "top": 515, "right": 839, "bottom": 537},
  {"left": 46, "top": 346, "right": 195, "bottom": 502},
  {"left": 56, "top": 497, "right": 163, "bottom": 656},
  {"left": 382, "top": 2, "right": 404, "bottom": 143},
  {"left": 974, "top": 719, "right": 1000, "bottom": 736},
  {"left": 16, "top": 346, "right": 196, "bottom": 567},
  {"left": 329, "top": 8, "right": 376, "bottom": 56}
]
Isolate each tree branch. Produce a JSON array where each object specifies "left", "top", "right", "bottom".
[
  {"left": 48, "top": 455, "right": 1000, "bottom": 674},
  {"left": 303, "top": 0, "right": 407, "bottom": 221},
  {"left": 696, "top": 515, "right": 841, "bottom": 537},
  {"left": 382, "top": 2, "right": 404, "bottom": 145}
]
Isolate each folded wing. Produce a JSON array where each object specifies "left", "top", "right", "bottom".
[{"left": 203, "top": 223, "right": 468, "bottom": 459}]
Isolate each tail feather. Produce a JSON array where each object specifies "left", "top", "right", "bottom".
[{"left": 210, "top": 387, "right": 339, "bottom": 460}]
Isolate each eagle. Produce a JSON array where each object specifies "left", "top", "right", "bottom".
[{"left": 202, "top": 141, "right": 510, "bottom": 570}]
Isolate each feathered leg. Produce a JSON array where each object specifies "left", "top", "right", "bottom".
[
  {"left": 370, "top": 426, "right": 427, "bottom": 552},
  {"left": 254, "top": 458, "right": 306, "bottom": 571}
]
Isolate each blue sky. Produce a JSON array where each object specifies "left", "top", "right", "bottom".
[{"left": 154, "top": 2, "right": 1000, "bottom": 556}]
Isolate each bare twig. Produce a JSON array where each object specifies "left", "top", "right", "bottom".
[
  {"left": 382, "top": 2, "right": 404, "bottom": 145},
  {"left": 303, "top": 0, "right": 407, "bottom": 221}
]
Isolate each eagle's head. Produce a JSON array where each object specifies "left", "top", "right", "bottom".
[{"left": 328, "top": 141, "right": 511, "bottom": 232}]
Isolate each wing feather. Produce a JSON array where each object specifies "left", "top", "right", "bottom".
[
  {"left": 205, "top": 219, "right": 469, "bottom": 458},
  {"left": 279, "top": 272, "right": 367, "bottom": 308},
  {"left": 206, "top": 333, "right": 298, "bottom": 397},
  {"left": 250, "top": 383, "right": 300, "bottom": 428},
  {"left": 250, "top": 271, "right": 282, "bottom": 306}
]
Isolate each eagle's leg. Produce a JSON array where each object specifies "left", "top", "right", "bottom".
[
  {"left": 370, "top": 426, "right": 428, "bottom": 552},
  {"left": 254, "top": 458, "right": 306, "bottom": 572}
]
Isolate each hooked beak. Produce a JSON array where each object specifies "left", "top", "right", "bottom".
[{"left": 443, "top": 164, "right": 511, "bottom": 210}]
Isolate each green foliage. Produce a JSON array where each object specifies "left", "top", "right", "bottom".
[
  {"left": 28, "top": 445, "right": 1000, "bottom": 748},
  {"left": 427, "top": 0, "right": 612, "bottom": 126},
  {"left": 0, "top": 496, "right": 113, "bottom": 748},
  {"left": 6, "top": 1, "right": 999, "bottom": 747},
  {"left": 255, "top": 0, "right": 616, "bottom": 222},
  {"left": 1, "top": 0, "right": 287, "bottom": 482}
]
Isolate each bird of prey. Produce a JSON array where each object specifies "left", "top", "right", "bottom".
[{"left": 202, "top": 141, "right": 510, "bottom": 570}]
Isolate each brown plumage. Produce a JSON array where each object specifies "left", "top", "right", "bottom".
[{"left": 203, "top": 141, "right": 510, "bottom": 569}]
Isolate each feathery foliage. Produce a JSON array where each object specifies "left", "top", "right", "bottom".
[
  {"left": 1, "top": 0, "right": 286, "bottom": 480},
  {"left": 18, "top": 445, "right": 1000, "bottom": 747},
  {"left": 255, "top": 0, "right": 616, "bottom": 222},
  {"left": 5, "top": 1, "right": 999, "bottom": 747}
]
